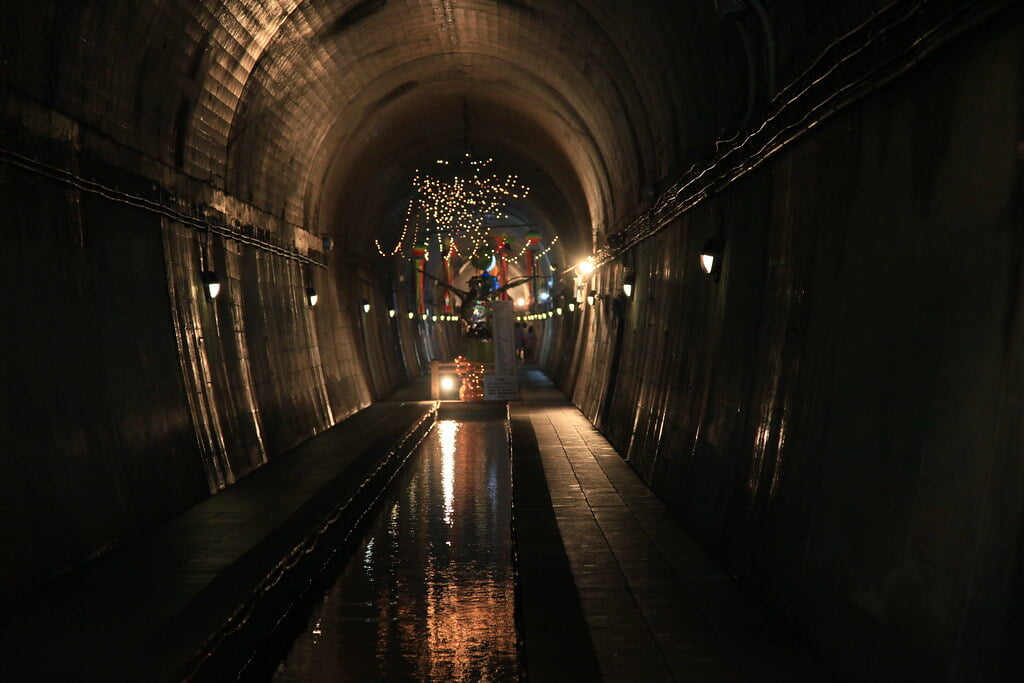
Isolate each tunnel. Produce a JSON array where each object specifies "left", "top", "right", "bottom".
[{"left": 1, "top": 0, "right": 1023, "bottom": 680}]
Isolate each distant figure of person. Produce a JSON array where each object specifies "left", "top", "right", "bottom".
[
  {"left": 524, "top": 325, "right": 536, "bottom": 362},
  {"left": 515, "top": 323, "right": 526, "bottom": 361}
]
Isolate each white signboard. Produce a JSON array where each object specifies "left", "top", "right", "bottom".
[
  {"left": 484, "top": 374, "right": 519, "bottom": 401},
  {"left": 486, "top": 299, "right": 519, "bottom": 400}
]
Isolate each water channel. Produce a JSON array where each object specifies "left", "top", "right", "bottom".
[{"left": 271, "top": 406, "right": 518, "bottom": 681}]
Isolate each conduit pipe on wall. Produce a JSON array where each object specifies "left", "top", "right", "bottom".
[
  {"left": 0, "top": 147, "right": 327, "bottom": 268},
  {"left": 604, "top": 0, "right": 1012, "bottom": 259}
]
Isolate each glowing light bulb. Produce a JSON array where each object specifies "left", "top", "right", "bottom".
[{"left": 700, "top": 253, "right": 715, "bottom": 274}]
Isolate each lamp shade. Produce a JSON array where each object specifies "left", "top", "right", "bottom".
[
  {"left": 200, "top": 270, "right": 221, "bottom": 300},
  {"left": 700, "top": 238, "right": 723, "bottom": 276},
  {"left": 623, "top": 269, "right": 636, "bottom": 297}
]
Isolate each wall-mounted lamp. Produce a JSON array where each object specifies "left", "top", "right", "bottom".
[
  {"left": 577, "top": 258, "right": 595, "bottom": 276},
  {"left": 432, "top": 315, "right": 438, "bottom": 322},
  {"left": 556, "top": 307, "right": 563, "bottom": 316},
  {"left": 408, "top": 311, "right": 415, "bottom": 320},
  {"left": 306, "top": 287, "right": 319, "bottom": 307},
  {"left": 623, "top": 270, "right": 636, "bottom": 298},
  {"left": 388, "top": 308, "right": 396, "bottom": 318},
  {"left": 200, "top": 270, "right": 221, "bottom": 300},
  {"left": 361, "top": 299, "right": 371, "bottom": 314},
  {"left": 700, "top": 238, "right": 723, "bottom": 279},
  {"left": 587, "top": 290, "right": 596, "bottom": 307},
  {"left": 421, "top": 313, "right": 428, "bottom": 321},
  {"left": 568, "top": 301, "right": 577, "bottom": 312}
]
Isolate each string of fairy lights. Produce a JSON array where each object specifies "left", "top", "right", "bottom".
[{"left": 375, "top": 153, "right": 557, "bottom": 265}]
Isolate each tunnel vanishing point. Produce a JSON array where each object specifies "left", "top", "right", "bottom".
[{"left": 2, "top": 1, "right": 1024, "bottom": 681}]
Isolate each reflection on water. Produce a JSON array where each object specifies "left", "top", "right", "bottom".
[{"left": 273, "top": 418, "right": 517, "bottom": 682}]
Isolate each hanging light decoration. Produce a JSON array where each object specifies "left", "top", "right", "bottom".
[
  {"left": 375, "top": 154, "right": 530, "bottom": 261},
  {"left": 373, "top": 106, "right": 560, "bottom": 322}
]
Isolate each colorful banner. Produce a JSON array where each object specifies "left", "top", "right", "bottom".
[
  {"left": 441, "top": 245, "right": 453, "bottom": 314},
  {"left": 525, "top": 231, "right": 541, "bottom": 305},
  {"left": 411, "top": 243, "right": 427, "bottom": 315},
  {"left": 495, "top": 234, "right": 509, "bottom": 300}
]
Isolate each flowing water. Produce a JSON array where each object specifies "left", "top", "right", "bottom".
[{"left": 272, "top": 410, "right": 518, "bottom": 682}]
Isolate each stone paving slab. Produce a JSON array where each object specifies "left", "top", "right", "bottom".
[{"left": 512, "top": 368, "right": 832, "bottom": 682}]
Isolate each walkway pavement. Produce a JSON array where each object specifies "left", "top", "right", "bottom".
[
  {"left": 511, "top": 368, "right": 831, "bottom": 682},
  {"left": 0, "top": 368, "right": 830, "bottom": 682},
  {"left": 0, "top": 383, "right": 436, "bottom": 682}
]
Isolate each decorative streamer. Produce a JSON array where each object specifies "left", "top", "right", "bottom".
[
  {"left": 411, "top": 243, "right": 428, "bottom": 315},
  {"left": 495, "top": 234, "right": 510, "bottom": 300},
  {"left": 442, "top": 242, "right": 455, "bottom": 314},
  {"left": 525, "top": 231, "right": 542, "bottom": 304}
]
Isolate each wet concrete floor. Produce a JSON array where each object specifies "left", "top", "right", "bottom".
[{"left": 272, "top": 404, "right": 518, "bottom": 682}]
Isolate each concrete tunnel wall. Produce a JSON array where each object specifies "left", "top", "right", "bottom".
[
  {"left": 541, "top": 11, "right": 1024, "bottom": 681},
  {"left": 1, "top": 1, "right": 1023, "bottom": 681}
]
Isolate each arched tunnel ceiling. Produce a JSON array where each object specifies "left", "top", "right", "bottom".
[
  {"left": 4, "top": 0, "right": 742, "bottom": 259},
  {"left": 316, "top": 86, "right": 595, "bottom": 264},
  {"left": 217, "top": 0, "right": 726, "bottom": 259}
]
